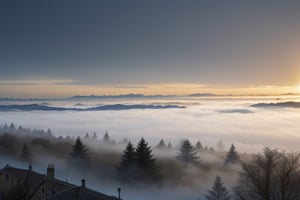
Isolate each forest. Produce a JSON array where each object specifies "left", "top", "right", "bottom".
[{"left": 1, "top": 123, "right": 300, "bottom": 200}]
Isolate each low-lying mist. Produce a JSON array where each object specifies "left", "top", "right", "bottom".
[
  {"left": 1, "top": 97, "right": 300, "bottom": 152},
  {"left": 0, "top": 125, "right": 241, "bottom": 200}
]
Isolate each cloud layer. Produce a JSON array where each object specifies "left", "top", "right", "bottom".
[{"left": 0, "top": 97, "right": 300, "bottom": 152}]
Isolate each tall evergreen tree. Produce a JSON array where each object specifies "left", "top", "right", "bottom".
[
  {"left": 135, "top": 138, "right": 159, "bottom": 182},
  {"left": 92, "top": 132, "right": 97, "bottom": 140},
  {"left": 117, "top": 142, "right": 136, "bottom": 182},
  {"left": 167, "top": 142, "right": 173, "bottom": 150},
  {"left": 205, "top": 176, "right": 231, "bottom": 200},
  {"left": 69, "top": 137, "right": 90, "bottom": 169},
  {"left": 196, "top": 140, "right": 203, "bottom": 151},
  {"left": 224, "top": 144, "right": 239, "bottom": 166},
  {"left": 10, "top": 122, "right": 15, "bottom": 130},
  {"left": 21, "top": 143, "right": 31, "bottom": 163},
  {"left": 156, "top": 139, "right": 166, "bottom": 149},
  {"left": 47, "top": 128, "right": 52, "bottom": 136},
  {"left": 103, "top": 131, "right": 110, "bottom": 142},
  {"left": 177, "top": 139, "right": 199, "bottom": 164}
]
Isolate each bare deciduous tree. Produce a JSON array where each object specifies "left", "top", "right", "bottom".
[{"left": 234, "top": 147, "right": 300, "bottom": 200}]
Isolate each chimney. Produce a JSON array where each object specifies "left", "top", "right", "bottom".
[
  {"left": 81, "top": 178, "right": 86, "bottom": 188},
  {"left": 47, "top": 164, "right": 55, "bottom": 179},
  {"left": 117, "top": 188, "right": 121, "bottom": 200},
  {"left": 28, "top": 164, "right": 32, "bottom": 171}
]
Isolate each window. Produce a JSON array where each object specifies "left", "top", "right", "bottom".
[{"left": 51, "top": 190, "right": 55, "bottom": 195}]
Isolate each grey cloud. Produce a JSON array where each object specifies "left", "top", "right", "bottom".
[{"left": 216, "top": 109, "right": 253, "bottom": 114}]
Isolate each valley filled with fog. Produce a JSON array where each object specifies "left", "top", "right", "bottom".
[
  {"left": 1, "top": 95, "right": 300, "bottom": 200},
  {"left": 1, "top": 96, "right": 300, "bottom": 152}
]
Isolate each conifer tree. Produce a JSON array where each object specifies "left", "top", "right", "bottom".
[
  {"left": 167, "top": 142, "right": 173, "bottom": 150},
  {"left": 10, "top": 122, "right": 15, "bottom": 130},
  {"left": 177, "top": 139, "right": 199, "bottom": 164},
  {"left": 224, "top": 144, "right": 239, "bottom": 165},
  {"left": 103, "top": 131, "right": 110, "bottom": 142},
  {"left": 135, "top": 138, "right": 159, "bottom": 182},
  {"left": 92, "top": 132, "right": 97, "bottom": 140},
  {"left": 47, "top": 128, "right": 52, "bottom": 136},
  {"left": 69, "top": 137, "right": 90, "bottom": 169},
  {"left": 205, "top": 176, "right": 231, "bottom": 200},
  {"left": 156, "top": 139, "right": 166, "bottom": 149},
  {"left": 21, "top": 143, "right": 31, "bottom": 163},
  {"left": 117, "top": 142, "right": 136, "bottom": 182},
  {"left": 196, "top": 140, "right": 203, "bottom": 151}
]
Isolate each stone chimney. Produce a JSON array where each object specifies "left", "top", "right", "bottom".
[
  {"left": 81, "top": 178, "right": 86, "bottom": 188},
  {"left": 28, "top": 164, "right": 32, "bottom": 171},
  {"left": 47, "top": 164, "right": 55, "bottom": 179}
]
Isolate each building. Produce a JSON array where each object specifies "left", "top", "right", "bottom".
[
  {"left": 0, "top": 164, "right": 45, "bottom": 200},
  {"left": 0, "top": 164, "right": 120, "bottom": 200},
  {"left": 45, "top": 179, "right": 118, "bottom": 200}
]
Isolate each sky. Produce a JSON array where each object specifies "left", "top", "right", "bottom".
[{"left": 1, "top": 0, "right": 300, "bottom": 97}]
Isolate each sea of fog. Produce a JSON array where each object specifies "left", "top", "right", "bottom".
[{"left": 1, "top": 96, "right": 300, "bottom": 153}]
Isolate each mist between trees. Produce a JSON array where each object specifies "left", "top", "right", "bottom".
[{"left": 1, "top": 123, "right": 300, "bottom": 200}]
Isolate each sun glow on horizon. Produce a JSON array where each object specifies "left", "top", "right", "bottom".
[{"left": 0, "top": 79, "right": 298, "bottom": 98}]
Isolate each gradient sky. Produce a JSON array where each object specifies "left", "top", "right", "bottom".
[{"left": 1, "top": 0, "right": 300, "bottom": 97}]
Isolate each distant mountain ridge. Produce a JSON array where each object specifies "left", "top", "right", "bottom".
[
  {"left": 251, "top": 101, "right": 300, "bottom": 108},
  {"left": 0, "top": 104, "right": 185, "bottom": 111},
  {"left": 70, "top": 93, "right": 222, "bottom": 99},
  {"left": 69, "top": 93, "right": 176, "bottom": 99}
]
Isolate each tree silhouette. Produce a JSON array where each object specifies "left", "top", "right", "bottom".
[
  {"left": 156, "top": 139, "right": 166, "bottom": 149},
  {"left": 69, "top": 137, "right": 90, "bottom": 169},
  {"left": 224, "top": 144, "right": 239, "bottom": 165},
  {"left": 117, "top": 142, "right": 136, "bottom": 182},
  {"left": 205, "top": 176, "right": 231, "bottom": 200},
  {"left": 235, "top": 148, "right": 300, "bottom": 200},
  {"left": 92, "top": 132, "right": 97, "bottom": 140},
  {"left": 10, "top": 122, "right": 15, "bottom": 130},
  {"left": 135, "top": 138, "right": 159, "bottom": 182},
  {"left": 46, "top": 128, "right": 52, "bottom": 136},
  {"left": 21, "top": 143, "right": 31, "bottom": 163},
  {"left": 103, "top": 131, "right": 110, "bottom": 142},
  {"left": 167, "top": 142, "right": 173, "bottom": 150},
  {"left": 177, "top": 139, "right": 199, "bottom": 164},
  {"left": 196, "top": 140, "right": 203, "bottom": 151}
]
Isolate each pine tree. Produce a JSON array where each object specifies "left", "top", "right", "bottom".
[
  {"left": 10, "top": 122, "right": 15, "bottom": 130},
  {"left": 205, "top": 176, "right": 231, "bottom": 200},
  {"left": 21, "top": 143, "right": 31, "bottom": 163},
  {"left": 167, "top": 142, "right": 173, "bottom": 150},
  {"left": 135, "top": 138, "right": 159, "bottom": 182},
  {"left": 156, "top": 139, "right": 166, "bottom": 149},
  {"left": 224, "top": 144, "right": 239, "bottom": 165},
  {"left": 85, "top": 132, "right": 90, "bottom": 139},
  {"left": 69, "top": 137, "right": 90, "bottom": 169},
  {"left": 117, "top": 142, "right": 136, "bottom": 182},
  {"left": 92, "top": 132, "right": 97, "bottom": 140},
  {"left": 103, "top": 131, "right": 110, "bottom": 142},
  {"left": 177, "top": 139, "right": 199, "bottom": 164},
  {"left": 47, "top": 128, "right": 52, "bottom": 136},
  {"left": 196, "top": 140, "right": 203, "bottom": 151}
]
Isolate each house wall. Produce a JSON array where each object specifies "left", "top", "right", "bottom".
[
  {"left": 0, "top": 171, "right": 25, "bottom": 200},
  {"left": 30, "top": 180, "right": 71, "bottom": 200}
]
